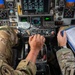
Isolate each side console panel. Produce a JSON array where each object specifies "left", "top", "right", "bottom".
[{"left": 55, "top": 0, "right": 75, "bottom": 26}]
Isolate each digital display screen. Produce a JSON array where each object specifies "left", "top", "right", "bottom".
[
  {"left": 44, "top": 16, "right": 53, "bottom": 21},
  {"left": 20, "top": 17, "right": 28, "bottom": 22},
  {"left": 0, "top": 0, "right": 5, "bottom": 8},
  {"left": 31, "top": 17, "right": 41, "bottom": 26},
  {"left": 21, "top": 0, "right": 49, "bottom": 14}
]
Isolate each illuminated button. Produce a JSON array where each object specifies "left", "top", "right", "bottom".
[
  {"left": 51, "top": 31, "right": 55, "bottom": 35},
  {"left": 46, "top": 30, "right": 49, "bottom": 34},
  {"left": 9, "top": 10, "right": 14, "bottom": 14}
]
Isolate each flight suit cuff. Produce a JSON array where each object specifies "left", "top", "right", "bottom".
[
  {"left": 56, "top": 48, "right": 75, "bottom": 75},
  {"left": 16, "top": 59, "right": 37, "bottom": 75},
  {"left": 57, "top": 48, "right": 71, "bottom": 54}
]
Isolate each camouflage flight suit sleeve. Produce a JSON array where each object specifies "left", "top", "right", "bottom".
[
  {"left": 0, "top": 26, "right": 37, "bottom": 75},
  {"left": 0, "top": 59, "right": 37, "bottom": 75},
  {"left": 56, "top": 48, "right": 75, "bottom": 75}
]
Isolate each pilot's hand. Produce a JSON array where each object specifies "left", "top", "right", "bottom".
[
  {"left": 29, "top": 34, "right": 45, "bottom": 52},
  {"left": 57, "top": 31, "right": 67, "bottom": 47}
]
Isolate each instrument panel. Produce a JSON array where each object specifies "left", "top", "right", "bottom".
[
  {"left": 0, "top": 0, "right": 56, "bottom": 38},
  {"left": 19, "top": 14, "right": 54, "bottom": 28},
  {"left": 0, "top": 0, "right": 75, "bottom": 37},
  {"left": 0, "top": 0, "right": 75, "bottom": 28}
]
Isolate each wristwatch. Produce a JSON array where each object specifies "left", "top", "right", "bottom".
[{"left": 61, "top": 45, "right": 67, "bottom": 48}]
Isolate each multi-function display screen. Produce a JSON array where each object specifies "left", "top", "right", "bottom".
[
  {"left": 44, "top": 16, "right": 53, "bottom": 21},
  {"left": 31, "top": 17, "right": 42, "bottom": 26},
  {"left": 21, "top": 0, "right": 49, "bottom": 14}
]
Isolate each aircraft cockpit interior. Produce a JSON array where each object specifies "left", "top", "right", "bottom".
[{"left": 0, "top": 0, "right": 75, "bottom": 75}]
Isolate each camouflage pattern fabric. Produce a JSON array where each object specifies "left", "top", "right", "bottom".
[
  {"left": 0, "top": 59, "right": 36, "bottom": 75},
  {"left": 56, "top": 48, "right": 75, "bottom": 75},
  {"left": 0, "top": 25, "right": 18, "bottom": 65},
  {"left": 0, "top": 26, "right": 36, "bottom": 75}
]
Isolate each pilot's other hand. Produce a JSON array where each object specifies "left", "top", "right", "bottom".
[
  {"left": 29, "top": 34, "right": 45, "bottom": 52},
  {"left": 57, "top": 31, "right": 67, "bottom": 47}
]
